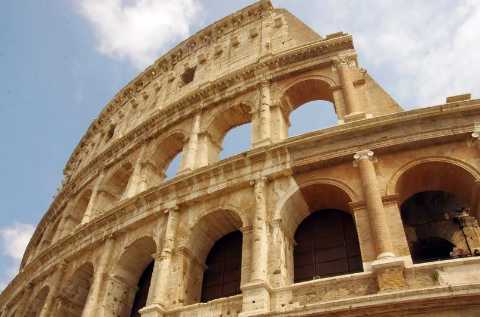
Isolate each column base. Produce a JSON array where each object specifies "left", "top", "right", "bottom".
[
  {"left": 239, "top": 281, "right": 271, "bottom": 316},
  {"left": 252, "top": 138, "right": 272, "bottom": 149},
  {"left": 343, "top": 112, "right": 371, "bottom": 122},
  {"left": 139, "top": 304, "right": 166, "bottom": 317},
  {"left": 371, "top": 257, "right": 407, "bottom": 292}
]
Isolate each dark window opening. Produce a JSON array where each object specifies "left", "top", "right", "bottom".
[
  {"left": 401, "top": 191, "right": 470, "bottom": 264},
  {"left": 181, "top": 66, "right": 197, "bottom": 85},
  {"left": 201, "top": 231, "right": 242, "bottom": 302},
  {"left": 130, "top": 261, "right": 154, "bottom": 317},
  {"left": 412, "top": 237, "right": 455, "bottom": 263},
  {"left": 294, "top": 209, "right": 362, "bottom": 283}
]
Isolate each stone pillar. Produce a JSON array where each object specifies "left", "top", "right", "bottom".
[
  {"left": 250, "top": 177, "right": 269, "bottom": 282},
  {"left": 81, "top": 237, "right": 116, "bottom": 317},
  {"left": 102, "top": 276, "right": 137, "bottom": 317},
  {"left": 140, "top": 208, "right": 179, "bottom": 317},
  {"left": 240, "top": 178, "right": 271, "bottom": 316},
  {"left": 81, "top": 170, "right": 106, "bottom": 224},
  {"left": 270, "top": 219, "right": 293, "bottom": 287},
  {"left": 354, "top": 150, "right": 406, "bottom": 291},
  {"left": 197, "top": 132, "right": 222, "bottom": 167},
  {"left": 179, "top": 113, "right": 201, "bottom": 173},
  {"left": 124, "top": 145, "right": 147, "bottom": 198},
  {"left": 15, "top": 282, "right": 34, "bottom": 317},
  {"left": 354, "top": 150, "right": 393, "bottom": 259},
  {"left": 39, "top": 262, "right": 68, "bottom": 317},
  {"left": 252, "top": 81, "right": 272, "bottom": 148},
  {"left": 335, "top": 58, "right": 365, "bottom": 121}
]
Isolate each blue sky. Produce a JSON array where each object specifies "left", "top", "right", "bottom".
[{"left": 0, "top": 0, "right": 479, "bottom": 289}]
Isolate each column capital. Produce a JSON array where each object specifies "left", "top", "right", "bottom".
[
  {"left": 163, "top": 205, "right": 179, "bottom": 214},
  {"left": 468, "top": 130, "right": 480, "bottom": 148},
  {"left": 333, "top": 55, "right": 357, "bottom": 69},
  {"left": 249, "top": 176, "right": 269, "bottom": 187},
  {"left": 257, "top": 78, "right": 272, "bottom": 89},
  {"left": 354, "top": 149, "right": 375, "bottom": 161}
]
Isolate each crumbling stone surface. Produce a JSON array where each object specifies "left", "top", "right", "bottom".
[{"left": 2, "top": 1, "right": 480, "bottom": 316}]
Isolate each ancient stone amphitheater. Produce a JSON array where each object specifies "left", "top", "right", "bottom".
[{"left": 3, "top": 1, "right": 480, "bottom": 316}]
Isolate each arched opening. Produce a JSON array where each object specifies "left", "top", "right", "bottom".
[
  {"left": 148, "top": 132, "right": 185, "bottom": 183},
  {"left": 220, "top": 123, "right": 251, "bottom": 160},
  {"left": 201, "top": 231, "right": 243, "bottom": 302},
  {"left": 130, "top": 261, "right": 154, "bottom": 317},
  {"left": 72, "top": 189, "right": 93, "bottom": 225},
  {"left": 277, "top": 182, "right": 363, "bottom": 285},
  {"left": 185, "top": 210, "right": 244, "bottom": 304},
  {"left": 288, "top": 101, "right": 338, "bottom": 137},
  {"left": 282, "top": 79, "right": 338, "bottom": 138},
  {"left": 164, "top": 151, "right": 182, "bottom": 180},
  {"left": 57, "top": 263, "right": 94, "bottom": 317},
  {"left": 294, "top": 209, "right": 362, "bottom": 282},
  {"left": 105, "top": 237, "right": 156, "bottom": 317},
  {"left": 204, "top": 103, "right": 251, "bottom": 164},
  {"left": 38, "top": 217, "right": 62, "bottom": 251},
  {"left": 25, "top": 286, "right": 49, "bottom": 317},
  {"left": 401, "top": 191, "right": 470, "bottom": 263},
  {"left": 395, "top": 161, "right": 480, "bottom": 263},
  {"left": 96, "top": 162, "right": 133, "bottom": 212}
]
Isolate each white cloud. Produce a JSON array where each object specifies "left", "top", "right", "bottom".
[
  {"left": 275, "top": 0, "right": 480, "bottom": 107},
  {"left": 78, "top": 0, "right": 203, "bottom": 69},
  {"left": 0, "top": 223, "right": 35, "bottom": 290}
]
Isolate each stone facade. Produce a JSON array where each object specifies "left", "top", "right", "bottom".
[{"left": 2, "top": 1, "right": 480, "bottom": 316}]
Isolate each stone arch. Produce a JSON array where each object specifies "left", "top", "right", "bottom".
[
  {"left": 24, "top": 286, "right": 49, "bottom": 317},
  {"left": 67, "top": 188, "right": 93, "bottom": 228},
  {"left": 96, "top": 161, "right": 134, "bottom": 213},
  {"left": 57, "top": 262, "right": 94, "bottom": 317},
  {"left": 389, "top": 158, "right": 480, "bottom": 263},
  {"left": 280, "top": 75, "right": 339, "bottom": 117},
  {"left": 387, "top": 157, "right": 480, "bottom": 205},
  {"left": 182, "top": 208, "right": 245, "bottom": 304},
  {"left": 276, "top": 178, "right": 358, "bottom": 236},
  {"left": 104, "top": 236, "right": 157, "bottom": 317},
  {"left": 36, "top": 216, "right": 62, "bottom": 253},
  {"left": 280, "top": 75, "right": 337, "bottom": 106},
  {"left": 272, "top": 178, "right": 361, "bottom": 285},
  {"left": 202, "top": 102, "right": 253, "bottom": 163},
  {"left": 145, "top": 129, "right": 188, "bottom": 182}
]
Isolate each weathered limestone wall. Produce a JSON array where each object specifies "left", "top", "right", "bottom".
[{"left": 2, "top": 1, "right": 480, "bottom": 317}]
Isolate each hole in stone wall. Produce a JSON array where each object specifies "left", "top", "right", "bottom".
[
  {"left": 220, "top": 123, "right": 251, "bottom": 160},
  {"left": 181, "top": 66, "right": 197, "bottom": 85},
  {"left": 289, "top": 100, "right": 337, "bottom": 137},
  {"left": 401, "top": 191, "right": 470, "bottom": 263},
  {"left": 105, "top": 124, "right": 116, "bottom": 142}
]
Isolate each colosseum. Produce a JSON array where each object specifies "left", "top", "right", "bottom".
[{"left": 2, "top": 1, "right": 480, "bottom": 316}]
